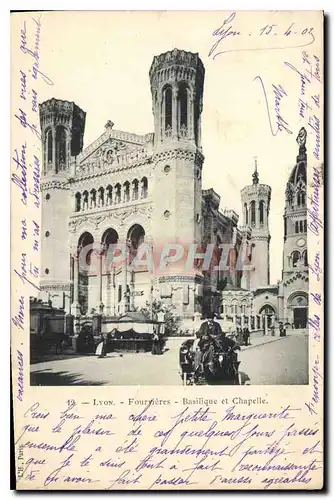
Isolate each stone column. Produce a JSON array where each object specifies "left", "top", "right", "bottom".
[
  {"left": 188, "top": 88, "right": 194, "bottom": 140},
  {"left": 160, "top": 95, "right": 165, "bottom": 142},
  {"left": 198, "top": 97, "right": 203, "bottom": 147},
  {"left": 248, "top": 314, "right": 252, "bottom": 332},
  {"left": 52, "top": 126, "right": 56, "bottom": 172},
  {"left": 69, "top": 254, "right": 74, "bottom": 306},
  {"left": 120, "top": 252, "right": 128, "bottom": 314},
  {"left": 172, "top": 86, "right": 178, "bottom": 139},
  {"left": 105, "top": 272, "right": 111, "bottom": 316},
  {"left": 71, "top": 251, "right": 81, "bottom": 318},
  {"left": 130, "top": 270, "right": 135, "bottom": 311},
  {"left": 97, "top": 247, "right": 104, "bottom": 314},
  {"left": 264, "top": 315, "right": 268, "bottom": 335},
  {"left": 113, "top": 268, "right": 117, "bottom": 316}
]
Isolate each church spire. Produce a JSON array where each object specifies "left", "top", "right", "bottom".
[{"left": 252, "top": 156, "right": 259, "bottom": 185}]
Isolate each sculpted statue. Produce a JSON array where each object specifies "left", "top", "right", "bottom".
[
  {"left": 106, "top": 149, "right": 114, "bottom": 164},
  {"left": 296, "top": 127, "right": 307, "bottom": 147}
]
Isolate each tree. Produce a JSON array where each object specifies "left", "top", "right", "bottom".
[{"left": 141, "top": 299, "right": 181, "bottom": 336}]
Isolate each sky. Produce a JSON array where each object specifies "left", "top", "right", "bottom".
[{"left": 28, "top": 10, "right": 322, "bottom": 283}]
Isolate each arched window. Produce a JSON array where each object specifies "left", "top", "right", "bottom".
[
  {"left": 178, "top": 83, "right": 188, "bottom": 137},
  {"left": 303, "top": 219, "right": 307, "bottom": 233},
  {"left": 123, "top": 181, "right": 130, "bottom": 203},
  {"left": 295, "top": 221, "right": 299, "bottom": 234},
  {"left": 46, "top": 129, "right": 53, "bottom": 164},
  {"left": 259, "top": 200, "right": 264, "bottom": 225},
  {"left": 303, "top": 250, "right": 308, "bottom": 266},
  {"left": 90, "top": 189, "right": 96, "bottom": 209},
  {"left": 164, "top": 86, "right": 172, "bottom": 135},
  {"left": 115, "top": 183, "right": 121, "bottom": 204},
  {"left": 97, "top": 187, "right": 104, "bottom": 207},
  {"left": 259, "top": 304, "right": 276, "bottom": 316},
  {"left": 82, "top": 191, "right": 89, "bottom": 210},
  {"left": 77, "top": 231, "right": 94, "bottom": 269},
  {"left": 75, "top": 192, "right": 81, "bottom": 212},
  {"left": 102, "top": 228, "right": 119, "bottom": 266},
  {"left": 141, "top": 177, "right": 148, "bottom": 199},
  {"left": 244, "top": 203, "right": 248, "bottom": 224},
  {"left": 292, "top": 251, "right": 300, "bottom": 268},
  {"left": 128, "top": 224, "right": 145, "bottom": 250},
  {"left": 132, "top": 179, "right": 139, "bottom": 200},
  {"left": 297, "top": 190, "right": 306, "bottom": 206},
  {"left": 127, "top": 224, "right": 145, "bottom": 265},
  {"left": 231, "top": 301, "right": 237, "bottom": 314},
  {"left": 106, "top": 185, "right": 112, "bottom": 206},
  {"left": 56, "top": 126, "right": 67, "bottom": 170},
  {"left": 284, "top": 217, "right": 287, "bottom": 240},
  {"left": 250, "top": 200, "right": 256, "bottom": 225}
]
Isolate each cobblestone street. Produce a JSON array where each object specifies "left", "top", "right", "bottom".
[{"left": 30, "top": 331, "right": 308, "bottom": 386}]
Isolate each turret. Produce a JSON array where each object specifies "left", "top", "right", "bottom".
[
  {"left": 149, "top": 48, "right": 205, "bottom": 150},
  {"left": 149, "top": 49, "right": 205, "bottom": 319},
  {"left": 282, "top": 127, "right": 308, "bottom": 278},
  {"left": 38, "top": 99, "right": 86, "bottom": 310},
  {"left": 241, "top": 158, "right": 271, "bottom": 289},
  {"left": 39, "top": 98, "right": 86, "bottom": 176}
]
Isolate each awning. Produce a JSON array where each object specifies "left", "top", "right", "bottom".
[{"left": 104, "top": 322, "right": 155, "bottom": 335}]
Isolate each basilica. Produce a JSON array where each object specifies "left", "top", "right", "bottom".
[{"left": 39, "top": 48, "right": 308, "bottom": 332}]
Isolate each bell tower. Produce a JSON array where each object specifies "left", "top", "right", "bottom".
[
  {"left": 241, "top": 159, "right": 271, "bottom": 290},
  {"left": 149, "top": 49, "right": 205, "bottom": 318},
  {"left": 282, "top": 127, "right": 308, "bottom": 280},
  {"left": 39, "top": 99, "right": 86, "bottom": 308},
  {"left": 149, "top": 48, "right": 205, "bottom": 246}
]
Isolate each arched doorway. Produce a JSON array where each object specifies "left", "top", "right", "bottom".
[
  {"left": 288, "top": 292, "right": 308, "bottom": 329},
  {"left": 101, "top": 228, "right": 119, "bottom": 316},
  {"left": 259, "top": 304, "right": 276, "bottom": 328},
  {"left": 127, "top": 224, "right": 145, "bottom": 257},
  {"left": 126, "top": 224, "right": 146, "bottom": 312}
]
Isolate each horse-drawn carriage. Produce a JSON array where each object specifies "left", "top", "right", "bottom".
[{"left": 179, "top": 334, "right": 244, "bottom": 386}]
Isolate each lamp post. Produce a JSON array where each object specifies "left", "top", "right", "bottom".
[{"left": 149, "top": 285, "right": 160, "bottom": 320}]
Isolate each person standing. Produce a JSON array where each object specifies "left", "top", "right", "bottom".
[
  {"left": 193, "top": 313, "right": 229, "bottom": 374},
  {"left": 243, "top": 327, "right": 250, "bottom": 346}
]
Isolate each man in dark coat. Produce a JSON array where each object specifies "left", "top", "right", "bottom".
[
  {"left": 243, "top": 327, "right": 250, "bottom": 346},
  {"left": 193, "top": 313, "right": 236, "bottom": 374}
]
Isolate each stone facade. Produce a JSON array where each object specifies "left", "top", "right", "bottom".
[
  {"left": 277, "top": 129, "right": 309, "bottom": 328},
  {"left": 223, "top": 130, "right": 309, "bottom": 330},
  {"left": 38, "top": 48, "right": 308, "bottom": 331},
  {"left": 240, "top": 159, "right": 271, "bottom": 290}
]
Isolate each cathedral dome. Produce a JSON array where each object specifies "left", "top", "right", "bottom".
[{"left": 288, "top": 161, "right": 306, "bottom": 185}]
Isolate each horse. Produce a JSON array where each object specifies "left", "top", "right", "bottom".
[{"left": 201, "top": 341, "right": 241, "bottom": 385}]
